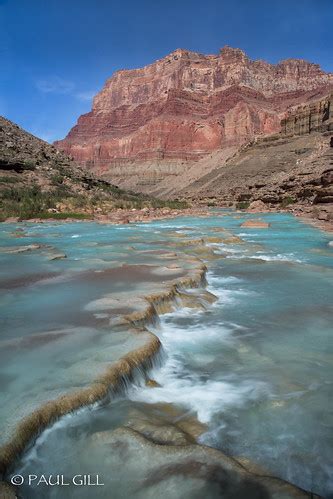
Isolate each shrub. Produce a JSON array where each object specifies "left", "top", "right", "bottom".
[
  {"left": 0, "top": 176, "right": 19, "bottom": 183},
  {"left": 0, "top": 185, "right": 79, "bottom": 220},
  {"left": 236, "top": 201, "right": 250, "bottom": 210},
  {"left": 280, "top": 196, "right": 295, "bottom": 208},
  {"left": 22, "top": 160, "right": 36, "bottom": 171},
  {"left": 50, "top": 173, "right": 64, "bottom": 185}
]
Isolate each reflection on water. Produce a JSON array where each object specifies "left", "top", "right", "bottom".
[{"left": 1, "top": 213, "right": 333, "bottom": 498}]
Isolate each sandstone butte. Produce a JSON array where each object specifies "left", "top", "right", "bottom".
[{"left": 55, "top": 46, "right": 333, "bottom": 196}]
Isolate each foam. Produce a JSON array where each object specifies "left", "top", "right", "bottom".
[
  {"left": 230, "top": 253, "right": 303, "bottom": 263},
  {"left": 129, "top": 354, "right": 269, "bottom": 424}
]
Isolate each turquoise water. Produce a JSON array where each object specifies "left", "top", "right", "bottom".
[
  {"left": 2, "top": 213, "right": 333, "bottom": 498},
  {"left": 0, "top": 221, "right": 194, "bottom": 447}
]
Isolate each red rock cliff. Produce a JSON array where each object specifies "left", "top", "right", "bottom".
[{"left": 55, "top": 47, "right": 333, "bottom": 190}]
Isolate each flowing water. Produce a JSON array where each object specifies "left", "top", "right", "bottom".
[{"left": 1, "top": 212, "right": 332, "bottom": 498}]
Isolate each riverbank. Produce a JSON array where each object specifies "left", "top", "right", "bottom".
[
  {"left": 2, "top": 206, "right": 211, "bottom": 225},
  {"left": 243, "top": 200, "right": 333, "bottom": 233},
  {"left": 3, "top": 202, "right": 333, "bottom": 235}
]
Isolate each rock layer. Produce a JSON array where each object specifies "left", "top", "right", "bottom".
[
  {"left": 281, "top": 93, "right": 333, "bottom": 135},
  {"left": 55, "top": 47, "right": 333, "bottom": 192}
]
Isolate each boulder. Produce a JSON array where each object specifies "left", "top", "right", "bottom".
[{"left": 247, "top": 200, "right": 268, "bottom": 212}]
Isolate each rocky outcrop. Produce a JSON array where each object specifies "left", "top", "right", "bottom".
[
  {"left": 181, "top": 129, "right": 333, "bottom": 218},
  {"left": 281, "top": 93, "right": 333, "bottom": 135},
  {"left": 55, "top": 47, "right": 333, "bottom": 194}
]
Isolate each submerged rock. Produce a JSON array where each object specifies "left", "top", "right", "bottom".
[
  {"left": 126, "top": 419, "right": 191, "bottom": 447},
  {"left": 145, "top": 379, "right": 161, "bottom": 388},
  {"left": 0, "top": 481, "right": 16, "bottom": 498},
  {"left": 0, "top": 243, "right": 42, "bottom": 254},
  {"left": 223, "top": 236, "right": 244, "bottom": 244},
  {"left": 48, "top": 253, "right": 67, "bottom": 261},
  {"left": 86, "top": 427, "right": 316, "bottom": 498},
  {"left": 241, "top": 220, "right": 270, "bottom": 228},
  {"left": 204, "top": 236, "right": 225, "bottom": 244}
]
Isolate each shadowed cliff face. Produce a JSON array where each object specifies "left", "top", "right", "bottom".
[{"left": 55, "top": 46, "right": 333, "bottom": 191}]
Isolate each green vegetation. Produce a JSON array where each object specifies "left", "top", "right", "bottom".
[
  {"left": 236, "top": 201, "right": 250, "bottom": 210},
  {"left": 50, "top": 173, "right": 65, "bottom": 185},
  {"left": 90, "top": 180, "right": 188, "bottom": 210},
  {"left": 0, "top": 180, "right": 188, "bottom": 221},
  {"left": 280, "top": 196, "right": 295, "bottom": 208},
  {"left": 0, "top": 175, "right": 20, "bottom": 183},
  {"left": 22, "top": 160, "right": 36, "bottom": 171},
  {"left": 0, "top": 185, "right": 82, "bottom": 221}
]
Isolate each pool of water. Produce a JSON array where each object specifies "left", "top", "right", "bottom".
[{"left": 2, "top": 212, "right": 333, "bottom": 498}]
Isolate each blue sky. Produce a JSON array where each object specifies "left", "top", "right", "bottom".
[{"left": 0, "top": 0, "right": 332, "bottom": 143}]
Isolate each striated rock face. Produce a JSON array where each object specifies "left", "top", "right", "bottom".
[
  {"left": 55, "top": 47, "right": 333, "bottom": 191},
  {"left": 281, "top": 93, "right": 333, "bottom": 135}
]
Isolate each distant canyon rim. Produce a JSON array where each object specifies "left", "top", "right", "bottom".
[{"left": 54, "top": 46, "right": 333, "bottom": 217}]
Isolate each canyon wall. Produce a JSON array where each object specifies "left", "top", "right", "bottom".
[
  {"left": 177, "top": 92, "right": 333, "bottom": 225},
  {"left": 281, "top": 93, "right": 333, "bottom": 135},
  {"left": 55, "top": 47, "right": 333, "bottom": 194}
]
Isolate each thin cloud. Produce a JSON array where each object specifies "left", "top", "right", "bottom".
[
  {"left": 75, "top": 90, "right": 96, "bottom": 102},
  {"left": 35, "top": 77, "right": 96, "bottom": 102},
  {"left": 35, "top": 77, "right": 75, "bottom": 94}
]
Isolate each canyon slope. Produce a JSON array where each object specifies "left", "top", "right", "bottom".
[
  {"left": 181, "top": 94, "right": 333, "bottom": 215},
  {"left": 0, "top": 116, "right": 186, "bottom": 221},
  {"left": 55, "top": 46, "right": 333, "bottom": 199}
]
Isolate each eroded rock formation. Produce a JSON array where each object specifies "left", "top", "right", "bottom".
[
  {"left": 55, "top": 47, "right": 333, "bottom": 193},
  {"left": 281, "top": 93, "right": 333, "bottom": 135}
]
